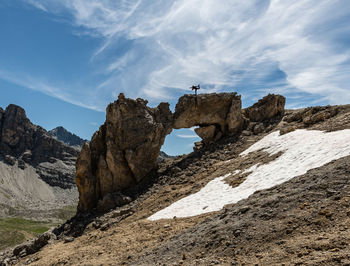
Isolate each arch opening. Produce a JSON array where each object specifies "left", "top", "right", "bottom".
[{"left": 161, "top": 127, "right": 201, "bottom": 156}]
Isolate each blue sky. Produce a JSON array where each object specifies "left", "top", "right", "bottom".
[{"left": 1, "top": 0, "right": 350, "bottom": 155}]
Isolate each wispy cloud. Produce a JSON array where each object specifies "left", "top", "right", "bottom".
[
  {"left": 24, "top": 0, "right": 350, "bottom": 107},
  {"left": 176, "top": 134, "right": 199, "bottom": 139},
  {"left": 0, "top": 69, "right": 103, "bottom": 111},
  {"left": 26, "top": 0, "right": 47, "bottom": 12}
]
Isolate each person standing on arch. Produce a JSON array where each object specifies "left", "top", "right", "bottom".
[{"left": 191, "top": 84, "right": 200, "bottom": 96}]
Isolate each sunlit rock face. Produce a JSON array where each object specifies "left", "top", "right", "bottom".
[
  {"left": 76, "top": 93, "right": 173, "bottom": 211},
  {"left": 173, "top": 93, "right": 244, "bottom": 142},
  {"left": 244, "top": 94, "right": 285, "bottom": 122}
]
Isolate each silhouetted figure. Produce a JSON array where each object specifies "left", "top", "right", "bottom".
[{"left": 191, "top": 84, "right": 200, "bottom": 95}]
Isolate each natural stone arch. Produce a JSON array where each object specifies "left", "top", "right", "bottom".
[
  {"left": 75, "top": 92, "right": 285, "bottom": 212},
  {"left": 173, "top": 93, "right": 244, "bottom": 142}
]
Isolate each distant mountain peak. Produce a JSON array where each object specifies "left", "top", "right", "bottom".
[{"left": 49, "top": 126, "right": 86, "bottom": 147}]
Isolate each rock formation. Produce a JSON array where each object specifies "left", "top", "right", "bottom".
[
  {"left": 0, "top": 104, "right": 80, "bottom": 220},
  {"left": 49, "top": 126, "right": 86, "bottom": 147},
  {"left": 173, "top": 93, "right": 243, "bottom": 142},
  {"left": 0, "top": 104, "right": 79, "bottom": 188},
  {"left": 283, "top": 105, "right": 339, "bottom": 126},
  {"left": 76, "top": 92, "right": 285, "bottom": 212},
  {"left": 244, "top": 94, "right": 285, "bottom": 122},
  {"left": 76, "top": 94, "right": 173, "bottom": 211}
]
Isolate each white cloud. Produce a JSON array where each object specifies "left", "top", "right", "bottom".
[
  {"left": 176, "top": 134, "right": 199, "bottom": 139},
  {"left": 25, "top": 0, "right": 350, "bottom": 107},
  {"left": 26, "top": 0, "right": 48, "bottom": 12},
  {"left": 0, "top": 69, "right": 103, "bottom": 111}
]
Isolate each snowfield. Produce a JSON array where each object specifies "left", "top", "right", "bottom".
[{"left": 148, "top": 129, "right": 350, "bottom": 220}]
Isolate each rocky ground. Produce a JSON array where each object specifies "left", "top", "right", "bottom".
[{"left": 1, "top": 103, "right": 350, "bottom": 265}]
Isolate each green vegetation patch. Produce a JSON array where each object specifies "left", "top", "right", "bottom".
[{"left": 0, "top": 217, "right": 54, "bottom": 251}]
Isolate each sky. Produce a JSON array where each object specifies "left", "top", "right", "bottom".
[{"left": 1, "top": 0, "right": 350, "bottom": 155}]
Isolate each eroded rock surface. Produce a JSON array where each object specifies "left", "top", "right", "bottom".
[
  {"left": 244, "top": 94, "right": 285, "bottom": 122},
  {"left": 174, "top": 93, "right": 243, "bottom": 141},
  {"left": 76, "top": 94, "right": 173, "bottom": 211},
  {"left": 0, "top": 104, "right": 78, "bottom": 189},
  {"left": 0, "top": 104, "right": 79, "bottom": 220},
  {"left": 76, "top": 92, "right": 285, "bottom": 212}
]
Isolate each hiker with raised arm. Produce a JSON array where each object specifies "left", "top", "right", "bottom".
[{"left": 191, "top": 84, "right": 200, "bottom": 95}]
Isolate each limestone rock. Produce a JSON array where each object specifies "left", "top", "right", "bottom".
[
  {"left": 76, "top": 93, "right": 173, "bottom": 211},
  {"left": 12, "top": 231, "right": 55, "bottom": 257},
  {"left": 244, "top": 94, "right": 285, "bottom": 122},
  {"left": 303, "top": 109, "right": 336, "bottom": 125},
  {"left": 173, "top": 93, "right": 243, "bottom": 134},
  {"left": 75, "top": 142, "right": 97, "bottom": 212},
  {"left": 253, "top": 123, "right": 265, "bottom": 135},
  {"left": 194, "top": 125, "right": 217, "bottom": 142},
  {"left": 76, "top": 92, "right": 286, "bottom": 212},
  {"left": 280, "top": 126, "right": 296, "bottom": 135},
  {"left": 283, "top": 106, "right": 338, "bottom": 126},
  {"left": 227, "top": 95, "right": 245, "bottom": 133}
]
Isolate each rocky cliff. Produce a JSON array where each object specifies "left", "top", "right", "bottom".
[
  {"left": 76, "top": 92, "right": 285, "bottom": 212},
  {"left": 0, "top": 104, "right": 79, "bottom": 217},
  {"left": 0, "top": 104, "right": 79, "bottom": 188},
  {"left": 49, "top": 126, "right": 86, "bottom": 147}
]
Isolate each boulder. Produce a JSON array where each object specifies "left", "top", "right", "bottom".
[
  {"left": 283, "top": 106, "right": 338, "bottom": 126},
  {"left": 5, "top": 155, "right": 16, "bottom": 166},
  {"left": 76, "top": 93, "right": 173, "bottom": 211},
  {"left": 280, "top": 125, "right": 296, "bottom": 135},
  {"left": 96, "top": 192, "right": 132, "bottom": 213},
  {"left": 244, "top": 94, "right": 285, "bottom": 122},
  {"left": 21, "top": 150, "right": 32, "bottom": 163},
  {"left": 13, "top": 231, "right": 55, "bottom": 258},
  {"left": 253, "top": 123, "right": 265, "bottom": 135},
  {"left": 303, "top": 110, "right": 334, "bottom": 125}
]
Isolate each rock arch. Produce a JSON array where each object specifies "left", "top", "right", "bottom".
[{"left": 76, "top": 92, "right": 285, "bottom": 212}]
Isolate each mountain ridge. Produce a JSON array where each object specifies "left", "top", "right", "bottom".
[
  {"left": 48, "top": 126, "right": 86, "bottom": 148},
  {"left": 0, "top": 104, "right": 78, "bottom": 220}
]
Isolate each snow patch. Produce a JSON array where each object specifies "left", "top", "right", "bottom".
[{"left": 148, "top": 129, "right": 350, "bottom": 220}]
